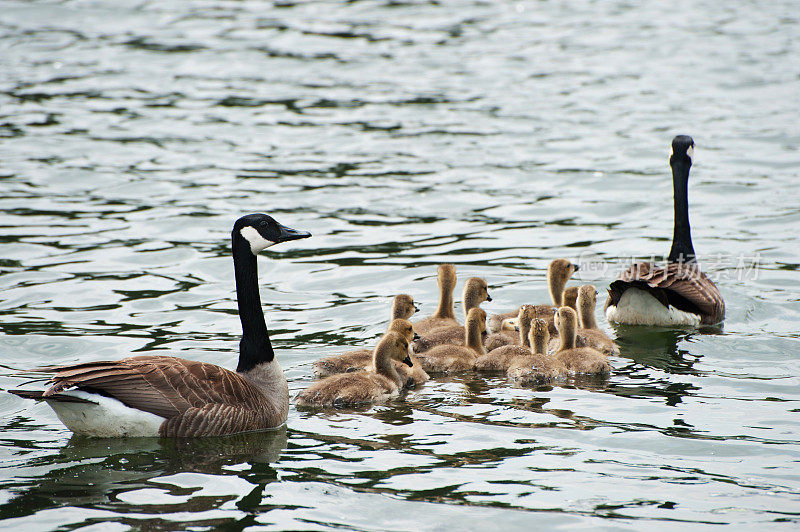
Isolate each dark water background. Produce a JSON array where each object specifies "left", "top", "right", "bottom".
[{"left": 1, "top": 0, "right": 799, "bottom": 529}]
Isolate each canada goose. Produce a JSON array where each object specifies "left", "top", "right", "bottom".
[
  {"left": 507, "top": 318, "right": 569, "bottom": 385},
  {"left": 553, "top": 307, "right": 611, "bottom": 375},
  {"left": 576, "top": 285, "right": 619, "bottom": 354},
  {"left": 475, "top": 305, "right": 536, "bottom": 371},
  {"left": 295, "top": 332, "right": 413, "bottom": 407},
  {"left": 411, "top": 277, "right": 491, "bottom": 353},
  {"left": 9, "top": 213, "right": 311, "bottom": 437},
  {"left": 413, "top": 264, "right": 458, "bottom": 335},
  {"left": 489, "top": 259, "right": 579, "bottom": 335},
  {"left": 312, "top": 318, "right": 429, "bottom": 387},
  {"left": 605, "top": 136, "right": 725, "bottom": 326},
  {"left": 415, "top": 308, "right": 487, "bottom": 373}
]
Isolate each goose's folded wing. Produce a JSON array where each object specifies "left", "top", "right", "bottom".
[
  {"left": 41, "top": 356, "right": 262, "bottom": 420},
  {"left": 607, "top": 262, "right": 724, "bottom": 321}
]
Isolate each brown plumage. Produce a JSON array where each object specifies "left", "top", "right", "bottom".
[
  {"left": 507, "top": 319, "right": 569, "bottom": 385},
  {"left": 604, "top": 135, "right": 725, "bottom": 327},
  {"left": 553, "top": 307, "right": 611, "bottom": 375},
  {"left": 411, "top": 277, "right": 492, "bottom": 353},
  {"left": 475, "top": 306, "right": 536, "bottom": 371},
  {"left": 413, "top": 264, "right": 459, "bottom": 335},
  {"left": 489, "top": 258, "right": 579, "bottom": 335},
  {"left": 10, "top": 355, "right": 290, "bottom": 437},
  {"left": 295, "top": 332, "right": 412, "bottom": 407},
  {"left": 563, "top": 286, "right": 579, "bottom": 311},
  {"left": 391, "top": 294, "right": 419, "bottom": 321},
  {"left": 416, "top": 308, "right": 486, "bottom": 373},
  {"left": 605, "top": 262, "right": 725, "bottom": 326},
  {"left": 312, "top": 319, "right": 429, "bottom": 387},
  {"left": 575, "top": 285, "right": 619, "bottom": 354}
]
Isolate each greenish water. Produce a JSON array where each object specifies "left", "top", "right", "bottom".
[{"left": 1, "top": 0, "right": 799, "bottom": 529}]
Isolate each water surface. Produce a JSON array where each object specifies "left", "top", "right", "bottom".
[{"left": 1, "top": 0, "right": 799, "bottom": 529}]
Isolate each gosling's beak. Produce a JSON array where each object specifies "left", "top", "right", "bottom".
[
  {"left": 514, "top": 326, "right": 520, "bottom": 332},
  {"left": 277, "top": 223, "right": 312, "bottom": 243},
  {"left": 413, "top": 332, "right": 421, "bottom": 341},
  {"left": 414, "top": 304, "right": 421, "bottom": 312},
  {"left": 572, "top": 263, "right": 580, "bottom": 272},
  {"left": 402, "top": 355, "right": 413, "bottom": 367},
  {"left": 486, "top": 293, "right": 493, "bottom": 302}
]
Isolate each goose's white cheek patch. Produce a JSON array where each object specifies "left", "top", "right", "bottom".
[
  {"left": 240, "top": 227, "right": 276, "bottom": 255},
  {"left": 686, "top": 145, "right": 694, "bottom": 163}
]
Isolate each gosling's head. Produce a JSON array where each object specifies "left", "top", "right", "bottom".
[
  {"left": 518, "top": 304, "right": 536, "bottom": 328},
  {"left": 234, "top": 213, "right": 311, "bottom": 255},
  {"left": 387, "top": 318, "right": 419, "bottom": 342},
  {"left": 392, "top": 294, "right": 419, "bottom": 320},
  {"left": 463, "top": 277, "right": 492, "bottom": 306},
  {"left": 379, "top": 331, "right": 413, "bottom": 367},
  {"left": 529, "top": 318, "right": 550, "bottom": 354},
  {"left": 562, "top": 286, "right": 579, "bottom": 311},
  {"left": 548, "top": 258, "right": 579, "bottom": 287},
  {"left": 438, "top": 263, "right": 457, "bottom": 288},
  {"left": 555, "top": 306, "right": 578, "bottom": 341}
]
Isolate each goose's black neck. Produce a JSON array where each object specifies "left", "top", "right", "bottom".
[
  {"left": 232, "top": 233, "right": 274, "bottom": 372},
  {"left": 667, "top": 157, "right": 696, "bottom": 264}
]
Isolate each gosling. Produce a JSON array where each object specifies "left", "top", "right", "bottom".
[
  {"left": 312, "top": 319, "right": 428, "bottom": 388},
  {"left": 475, "top": 305, "right": 536, "bottom": 371},
  {"left": 413, "top": 264, "right": 459, "bottom": 335},
  {"left": 507, "top": 318, "right": 570, "bottom": 385},
  {"left": 415, "top": 308, "right": 487, "bottom": 373},
  {"left": 296, "top": 332, "right": 413, "bottom": 407},
  {"left": 412, "top": 277, "right": 492, "bottom": 353},
  {"left": 489, "top": 258, "right": 579, "bottom": 335},
  {"left": 552, "top": 307, "right": 611, "bottom": 376}
]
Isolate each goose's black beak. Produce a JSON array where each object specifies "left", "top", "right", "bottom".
[
  {"left": 277, "top": 223, "right": 312, "bottom": 243},
  {"left": 413, "top": 332, "right": 421, "bottom": 341},
  {"left": 402, "top": 355, "right": 413, "bottom": 367}
]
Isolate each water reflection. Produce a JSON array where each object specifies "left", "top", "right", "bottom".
[{"left": 0, "top": 428, "right": 287, "bottom": 522}]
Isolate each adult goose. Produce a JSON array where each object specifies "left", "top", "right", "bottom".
[
  {"left": 605, "top": 136, "right": 725, "bottom": 326},
  {"left": 9, "top": 213, "right": 311, "bottom": 437}
]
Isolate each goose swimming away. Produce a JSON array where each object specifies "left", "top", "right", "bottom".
[
  {"left": 9, "top": 213, "right": 310, "bottom": 437},
  {"left": 605, "top": 136, "right": 725, "bottom": 326}
]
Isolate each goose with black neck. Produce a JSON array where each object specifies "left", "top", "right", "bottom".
[
  {"left": 10, "top": 213, "right": 311, "bottom": 437},
  {"left": 605, "top": 136, "right": 725, "bottom": 326}
]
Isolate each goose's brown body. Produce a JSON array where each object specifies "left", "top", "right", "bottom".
[
  {"left": 12, "top": 355, "right": 289, "bottom": 438},
  {"left": 605, "top": 262, "right": 725, "bottom": 325}
]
